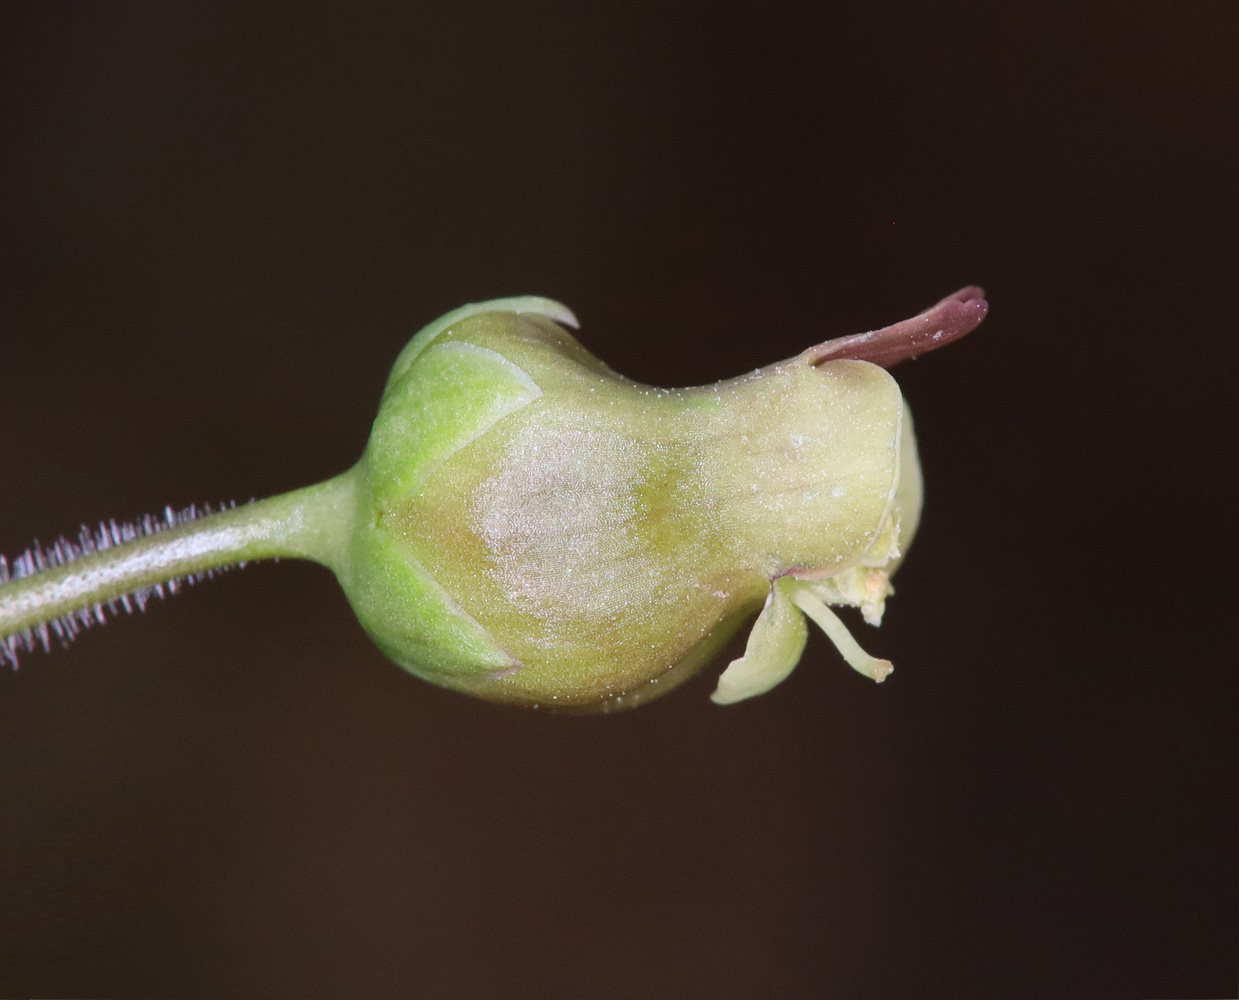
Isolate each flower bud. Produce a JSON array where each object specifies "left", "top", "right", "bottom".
[{"left": 337, "top": 289, "right": 986, "bottom": 711}]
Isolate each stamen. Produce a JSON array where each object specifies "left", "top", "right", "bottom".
[{"left": 790, "top": 587, "right": 893, "bottom": 683}]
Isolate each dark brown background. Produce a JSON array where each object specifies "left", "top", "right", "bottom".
[{"left": 1, "top": 4, "right": 1234, "bottom": 997}]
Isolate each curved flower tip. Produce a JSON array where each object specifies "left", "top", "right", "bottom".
[
  {"left": 711, "top": 578, "right": 895, "bottom": 705},
  {"left": 804, "top": 286, "right": 988, "bottom": 368},
  {"left": 711, "top": 579, "right": 808, "bottom": 705}
]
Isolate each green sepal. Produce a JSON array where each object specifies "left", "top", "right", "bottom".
[
  {"left": 366, "top": 340, "right": 543, "bottom": 503},
  {"left": 343, "top": 521, "right": 520, "bottom": 678},
  {"left": 385, "top": 296, "right": 578, "bottom": 389}
]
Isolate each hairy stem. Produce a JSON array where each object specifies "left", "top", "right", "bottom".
[{"left": 0, "top": 470, "right": 358, "bottom": 642}]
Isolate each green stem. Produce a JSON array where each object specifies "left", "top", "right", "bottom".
[{"left": 1, "top": 469, "right": 359, "bottom": 641}]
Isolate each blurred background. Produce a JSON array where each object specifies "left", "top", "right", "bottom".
[{"left": 1, "top": 3, "right": 1234, "bottom": 997}]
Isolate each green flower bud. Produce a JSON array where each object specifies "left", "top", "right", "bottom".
[{"left": 337, "top": 288, "right": 987, "bottom": 711}]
